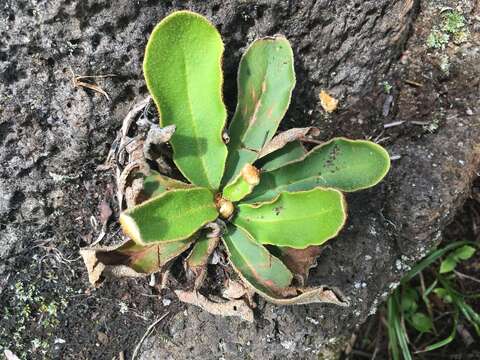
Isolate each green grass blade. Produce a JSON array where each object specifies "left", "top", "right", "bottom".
[
  {"left": 402, "top": 241, "right": 473, "bottom": 283},
  {"left": 420, "top": 311, "right": 458, "bottom": 352}
]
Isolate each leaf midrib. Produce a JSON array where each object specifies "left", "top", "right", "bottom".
[
  {"left": 179, "top": 42, "right": 214, "bottom": 188},
  {"left": 238, "top": 207, "right": 338, "bottom": 224},
  {"left": 239, "top": 58, "right": 269, "bottom": 144},
  {"left": 160, "top": 201, "right": 216, "bottom": 222},
  {"left": 268, "top": 148, "right": 381, "bottom": 190}
]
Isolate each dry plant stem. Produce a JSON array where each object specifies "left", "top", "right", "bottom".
[
  {"left": 69, "top": 68, "right": 116, "bottom": 101},
  {"left": 453, "top": 270, "right": 480, "bottom": 285},
  {"left": 258, "top": 127, "right": 318, "bottom": 158},
  {"left": 404, "top": 79, "right": 423, "bottom": 87},
  {"left": 383, "top": 120, "right": 405, "bottom": 129},
  {"left": 131, "top": 312, "right": 169, "bottom": 360},
  {"left": 115, "top": 97, "right": 152, "bottom": 210}
]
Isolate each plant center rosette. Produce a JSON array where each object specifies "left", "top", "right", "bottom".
[{"left": 81, "top": 11, "right": 390, "bottom": 320}]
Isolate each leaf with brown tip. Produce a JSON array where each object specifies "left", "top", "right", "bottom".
[
  {"left": 222, "top": 35, "right": 296, "bottom": 184},
  {"left": 80, "top": 237, "right": 194, "bottom": 286},
  {"left": 276, "top": 246, "right": 323, "bottom": 285},
  {"left": 222, "top": 225, "right": 293, "bottom": 299}
]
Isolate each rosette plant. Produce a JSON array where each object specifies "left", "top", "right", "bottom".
[{"left": 84, "top": 11, "right": 390, "bottom": 305}]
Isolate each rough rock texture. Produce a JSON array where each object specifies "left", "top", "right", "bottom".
[{"left": 1, "top": 0, "right": 480, "bottom": 359}]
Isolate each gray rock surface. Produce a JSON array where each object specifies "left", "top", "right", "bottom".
[{"left": 1, "top": 0, "right": 479, "bottom": 359}]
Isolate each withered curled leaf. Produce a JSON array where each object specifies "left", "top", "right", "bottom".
[{"left": 80, "top": 237, "right": 194, "bottom": 286}]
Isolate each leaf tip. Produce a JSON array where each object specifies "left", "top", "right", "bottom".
[{"left": 119, "top": 213, "right": 142, "bottom": 244}]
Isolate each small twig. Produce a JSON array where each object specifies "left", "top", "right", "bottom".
[
  {"left": 299, "top": 137, "right": 324, "bottom": 145},
  {"left": 453, "top": 270, "right": 480, "bottom": 285},
  {"left": 350, "top": 350, "right": 373, "bottom": 358},
  {"left": 383, "top": 120, "right": 405, "bottom": 129},
  {"left": 405, "top": 79, "right": 423, "bottom": 87},
  {"left": 131, "top": 312, "right": 169, "bottom": 360},
  {"left": 374, "top": 136, "right": 390, "bottom": 144},
  {"left": 69, "top": 68, "right": 115, "bottom": 101},
  {"left": 410, "top": 120, "right": 430, "bottom": 126},
  {"left": 390, "top": 155, "right": 402, "bottom": 161},
  {"left": 74, "top": 74, "right": 117, "bottom": 79}
]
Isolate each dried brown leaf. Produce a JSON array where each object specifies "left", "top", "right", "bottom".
[
  {"left": 80, "top": 238, "right": 193, "bottom": 286},
  {"left": 175, "top": 290, "right": 254, "bottom": 322},
  {"left": 222, "top": 279, "right": 249, "bottom": 300},
  {"left": 264, "top": 286, "right": 348, "bottom": 306},
  {"left": 278, "top": 246, "right": 323, "bottom": 285},
  {"left": 74, "top": 80, "right": 111, "bottom": 101},
  {"left": 258, "top": 127, "right": 319, "bottom": 158}
]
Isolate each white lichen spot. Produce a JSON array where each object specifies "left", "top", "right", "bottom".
[
  {"left": 369, "top": 299, "right": 379, "bottom": 315},
  {"left": 306, "top": 316, "right": 319, "bottom": 325},
  {"left": 395, "top": 259, "right": 403, "bottom": 271},
  {"left": 118, "top": 301, "right": 129, "bottom": 314},
  {"left": 389, "top": 282, "right": 400, "bottom": 290},
  {"left": 281, "top": 340, "right": 296, "bottom": 350}
]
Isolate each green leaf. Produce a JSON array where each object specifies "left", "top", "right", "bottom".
[
  {"left": 144, "top": 11, "right": 228, "bottom": 189},
  {"left": 246, "top": 138, "right": 390, "bottom": 203},
  {"left": 142, "top": 171, "right": 192, "bottom": 199},
  {"left": 223, "top": 226, "right": 347, "bottom": 305},
  {"left": 187, "top": 236, "right": 217, "bottom": 268},
  {"left": 439, "top": 256, "right": 457, "bottom": 274},
  {"left": 222, "top": 225, "right": 293, "bottom": 298},
  {"left": 421, "top": 311, "right": 458, "bottom": 352},
  {"left": 222, "top": 164, "right": 260, "bottom": 202},
  {"left": 401, "top": 288, "right": 419, "bottom": 314},
  {"left": 433, "top": 288, "right": 453, "bottom": 303},
  {"left": 185, "top": 235, "right": 219, "bottom": 288},
  {"left": 222, "top": 35, "right": 295, "bottom": 184},
  {"left": 452, "top": 245, "right": 476, "bottom": 261},
  {"left": 120, "top": 188, "right": 218, "bottom": 245},
  {"left": 255, "top": 141, "right": 306, "bottom": 171},
  {"left": 402, "top": 241, "right": 473, "bottom": 284},
  {"left": 234, "top": 188, "right": 347, "bottom": 249},
  {"left": 409, "top": 312, "right": 433, "bottom": 333}
]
